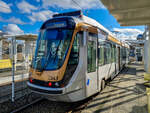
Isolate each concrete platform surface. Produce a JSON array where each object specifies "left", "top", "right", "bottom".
[
  {"left": 82, "top": 62, "right": 147, "bottom": 113},
  {"left": 0, "top": 73, "right": 28, "bottom": 86}
]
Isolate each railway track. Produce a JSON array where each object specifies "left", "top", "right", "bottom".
[
  {"left": 0, "top": 89, "right": 41, "bottom": 113},
  {"left": 11, "top": 98, "right": 43, "bottom": 113},
  {"left": 11, "top": 93, "right": 98, "bottom": 113}
]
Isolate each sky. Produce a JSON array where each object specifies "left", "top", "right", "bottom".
[{"left": 0, "top": 0, "right": 145, "bottom": 40}]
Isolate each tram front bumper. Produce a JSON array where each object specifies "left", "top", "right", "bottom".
[
  {"left": 27, "top": 82, "right": 64, "bottom": 95},
  {"left": 27, "top": 82, "right": 83, "bottom": 102}
]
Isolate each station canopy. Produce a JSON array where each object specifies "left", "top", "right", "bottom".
[
  {"left": 0, "top": 34, "right": 37, "bottom": 41},
  {"left": 101, "top": 0, "right": 150, "bottom": 26}
]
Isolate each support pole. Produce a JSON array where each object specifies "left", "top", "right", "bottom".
[
  {"left": 25, "top": 41, "right": 30, "bottom": 71},
  {"left": 0, "top": 40, "right": 2, "bottom": 59},
  {"left": 144, "top": 26, "right": 150, "bottom": 73},
  {"left": 23, "top": 41, "right": 25, "bottom": 62},
  {"left": 11, "top": 37, "right": 16, "bottom": 102},
  {"left": 14, "top": 41, "right": 17, "bottom": 71},
  {"left": 9, "top": 42, "right": 11, "bottom": 59},
  {"left": 144, "top": 25, "right": 150, "bottom": 113},
  {"left": 142, "top": 48, "right": 144, "bottom": 64}
]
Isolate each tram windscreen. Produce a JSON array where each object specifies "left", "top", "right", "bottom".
[{"left": 32, "top": 28, "right": 73, "bottom": 71}]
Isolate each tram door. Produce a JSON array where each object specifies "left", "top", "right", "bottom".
[{"left": 86, "top": 33, "right": 98, "bottom": 97}]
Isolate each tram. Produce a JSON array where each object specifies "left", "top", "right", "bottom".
[{"left": 27, "top": 10, "right": 129, "bottom": 102}]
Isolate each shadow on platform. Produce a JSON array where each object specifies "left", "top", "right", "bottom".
[
  {"left": 129, "top": 105, "right": 148, "bottom": 113},
  {"left": 83, "top": 62, "right": 147, "bottom": 113}
]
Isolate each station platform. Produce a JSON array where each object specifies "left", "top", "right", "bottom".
[
  {"left": 0, "top": 73, "right": 28, "bottom": 86},
  {"left": 82, "top": 62, "right": 147, "bottom": 113}
]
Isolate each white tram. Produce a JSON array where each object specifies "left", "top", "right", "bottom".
[{"left": 27, "top": 11, "right": 129, "bottom": 102}]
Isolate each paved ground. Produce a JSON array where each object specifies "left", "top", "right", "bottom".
[{"left": 82, "top": 62, "right": 148, "bottom": 113}]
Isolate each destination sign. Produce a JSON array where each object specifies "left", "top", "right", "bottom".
[{"left": 46, "top": 21, "right": 67, "bottom": 29}]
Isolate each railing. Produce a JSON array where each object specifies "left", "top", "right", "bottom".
[{"left": 0, "top": 38, "right": 35, "bottom": 103}]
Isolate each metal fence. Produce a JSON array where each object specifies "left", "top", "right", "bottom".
[{"left": 0, "top": 35, "right": 36, "bottom": 103}]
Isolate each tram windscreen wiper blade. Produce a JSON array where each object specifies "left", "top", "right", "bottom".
[
  {"left": 53, "top": 40, "right": 61, "bottom": 63},
  {"left": 39, "top": 40, "right": 61, "bottom": 72}
]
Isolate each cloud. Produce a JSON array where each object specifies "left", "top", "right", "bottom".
[
  {"left": 28, "top": 10, "right": 56, "bottom": 22},
  {"left": 2, "top": 24, "right": 24, "bottom": 35},
  {"left": 112, "top": 28, "right": 144, "bottom": 40},
  {"left": 113, "top": 28, "right": 143, "bottom": 35},
  {"left": 36, "top": 0, "right": 40, "bottom": 2},
  {"left": 0, "top": 17, "right": 25, "bottom": 25},
  {"left": 42, "top": 0, "right": 105, "bottom": 9},
  {"left": 17, "top": 1, "right": 37, "bottom": 13},
  {"left": 0, "top": 0, "right": 11, "bottom": 13}
]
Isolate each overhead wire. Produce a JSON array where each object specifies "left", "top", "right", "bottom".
[
  {"left": 71, "top": 0, "right": 89, "bottom": 16},
  {"left": 71, "top": 0, "right": 83, "bottom": 11}
]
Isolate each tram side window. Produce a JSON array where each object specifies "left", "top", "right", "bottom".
[
  {"left": 111, "top": 45, "right": 116, "bottom": 62},
  {"left": 63, "top": 32, "right": 82, "bottom": 86},
  {"left": 122, "top": 47, "right": 126, "bottom": 60},
  {"left": 120, "top": 48, "right": 122, "bottom": 61},
  {"left": 104, "top": 43, "right": 111, "bottom": 64},
  {"left": 124, "top": 48, "right": 126, "bottom": 59},
  {"left": 87, "top": 33, "right": 97, "bottom": 73},
  {"left": 98, "top": 42, "right": 104, "bottom": 66},
  {"left": 68, "top": 32, "right": 81, "bottom": 65}
]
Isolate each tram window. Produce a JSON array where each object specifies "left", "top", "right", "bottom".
[
  {"left": 108, "top": 46, "right": 111, "bottom": 63},
  {"left": 104, "top": 43, "right": 111, "bottom": 64},
  {"left": 98, "top": 42, "right": 104, "bottom": 66},
  {"left": 68, "top": 32, "right": 81, "bottom": 65},
  {"left": 116, "top": 46, "right": 118, "bottom": 62},
  {"left": 114, "top": 45, "right": 117, "bottom": 62},
  {"left": 111, "top": 45, "right": 116, "bottom": 62},
  {"left": 87, "top": 33, "right": 97, "bottom": 73},
  {"left": 122, "top": 47, "right": 126, "bottom": 60},
  {"left": 63, "top": 32, "right": 82, "bottom": 86}
]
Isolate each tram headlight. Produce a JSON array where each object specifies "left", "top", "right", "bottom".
[{"left": 55, "top": 82, "right": 59, "bottom": 87}]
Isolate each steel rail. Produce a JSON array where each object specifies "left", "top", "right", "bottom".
[{"left": 10, "top": 98, "right": 43, "bottom": 113}]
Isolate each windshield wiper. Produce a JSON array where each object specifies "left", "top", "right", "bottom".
[
  {"left": 53, "top": 40, "right": 61, "bottom": 63},
  {"left": 39, "top": 40, "right": 61, "bottom": 72}
]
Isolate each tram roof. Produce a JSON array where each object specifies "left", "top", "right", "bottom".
[
  {"left": 80, "top": 15, "right": 128, "bottom": 46},
  {"left": 56, "top": 12, "right": 130, "bottom": 47}
]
